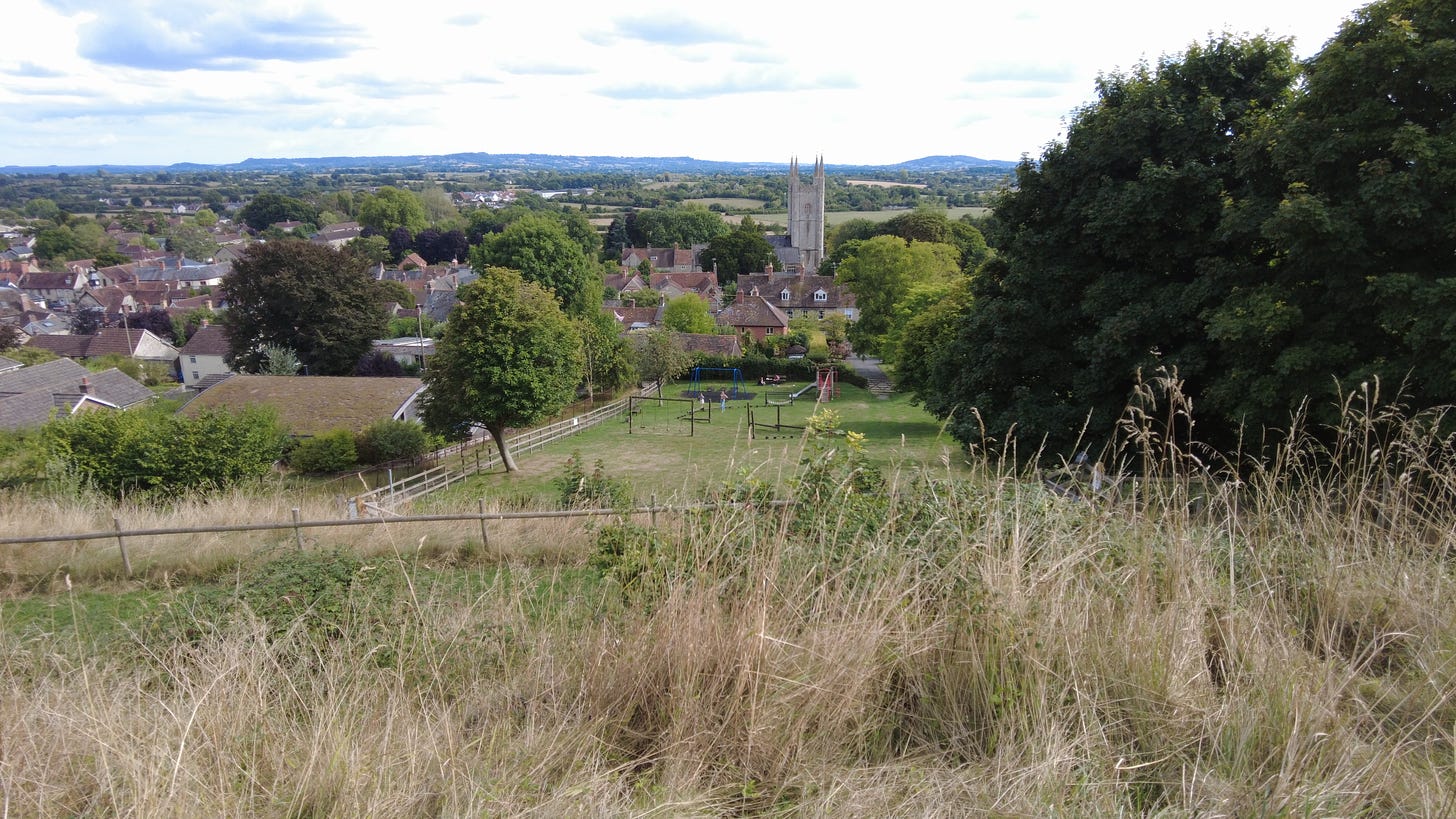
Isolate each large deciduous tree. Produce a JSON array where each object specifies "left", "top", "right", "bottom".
[
  {"left": 912, "top": 34, "right": 1300, "bottom": 457},
  {"left": 421, "top": 267, "right": 584, "bottom": 472},
  {"left": 236, "top": 193, "right": 319, "bottom": 232},
  {"left": 697, "top": 216, "right": 776, "bottom": 283},
  {"left": 632, "top": 328, "right": 692, "bottom": 392},
  {"left": 357, "top": 186, "right": 429, "bottom": 236},
  {"left": 660, "top": 293, "right": 716, "bottom": 334},
  {"left": 1204, "top": 0, "right": 1456, "bottom": 431},
  {"left": 473, "top": 214, "right": 598, "bottom": 316},
  {"left": 222, "top": 242, "right": 388, "bottom": 376},
  {"left": 836, "top": 235, "right": 960, "bottom": 357},
  {"left": 632, "top": 204, "right": 728, "bottom": 247},
  {"left": 576, "top": 310, "right": 638, "bottom": 402}
]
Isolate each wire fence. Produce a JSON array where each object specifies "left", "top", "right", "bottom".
[{"left": 0, "top": 498, "right": 794, "bottom": 579}]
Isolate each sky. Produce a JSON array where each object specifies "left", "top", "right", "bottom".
[{"left": 2, "top": 0, "right": 1367, "bottom": 168}]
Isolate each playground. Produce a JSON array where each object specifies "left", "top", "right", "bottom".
[
  {"left": 628, "top": 367, "right": 843, "bottom": 439},
  {"left": 426, "top": 373, "right": 950, "bottom": 508}
]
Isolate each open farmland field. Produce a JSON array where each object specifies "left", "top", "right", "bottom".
[
  {"left": 729, "top": 207, "right": 992, "bottom": 228},
  {"left": 684, "top": 197, "right": 766, "bottom": 210}
]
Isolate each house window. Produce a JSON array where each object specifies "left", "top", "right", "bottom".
[
  {"left": 819, "top": 310, "right": 825, "bottom": 319},
  {"left": 785, "top": 309, "right": 793, "bottom": 317},
  {"left": 813, "top": 290, "right": 827, "bottom": 302},
  {"left": 191, "top": 371, "right": 199, "bottom": 382},
  {"left": 189, "top": 356, "right": 197, "bottom": 364},
  {"left": 780, "top": 289, "right": 791, "bottom": 301}
]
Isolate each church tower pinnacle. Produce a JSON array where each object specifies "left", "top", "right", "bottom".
[{"left": 786, "top": 155, "right": 825, "bottom": 274}]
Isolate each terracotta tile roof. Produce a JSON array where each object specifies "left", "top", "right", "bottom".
[
  {"left": 24, "top": 333, "right": 90, "bottom": 357},
  {"left": 18, "top": 271, "right": 77, "bottom": 291},
  {"left": 180, "top": 375, "right": 424, "bottom": 436},
  {"left": 609, "top": 306, "right": 659, "bottom": 330},
  {"left": 25, "top": 327, "right": 175, "bottom": 359},
  {"left": 716, "top": 295, "right": 789, "bottom": 330},
  {"left": 650, "top": 272, "right": 718, "bottom": 294}
]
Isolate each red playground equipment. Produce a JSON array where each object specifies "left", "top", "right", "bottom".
[{"left": 815, "top": 366, "right": 839, "bottom": 400}]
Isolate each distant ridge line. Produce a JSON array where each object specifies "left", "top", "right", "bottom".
[{"left": 1, "top": 152, "right": 1018, "bottom": 176}]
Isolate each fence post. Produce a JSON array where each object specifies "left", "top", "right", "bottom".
[
  {"left": 478, "top": 498, "right": 490, "bottom": 553},
  {"left": 650, "top": 493, "right": 658, "bottom": 529},
  {"left": 112, "top": 515, "right": 132, "bottom": 578},
  {"left": 292, "top": 508, "right": 304, "bottom": 550}
]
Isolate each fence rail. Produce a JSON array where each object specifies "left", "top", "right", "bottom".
[
  {"left": 0, "top": 499, "right": 793, "bottom": 578},
  {"left": 352, "top": 384, "right": 659, "bottom": 516}
]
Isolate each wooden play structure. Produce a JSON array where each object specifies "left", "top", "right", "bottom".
[{"left": 815, "top": 366, "right": 839, "bottom": 400}]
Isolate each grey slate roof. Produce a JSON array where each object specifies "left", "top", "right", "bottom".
[{"left": 0, "top": 357, "right": 154, "bottom": 429}]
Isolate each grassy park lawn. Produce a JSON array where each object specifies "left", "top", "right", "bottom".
[{"left": 423, "top": 380, "right": 960, "bottom": 509}]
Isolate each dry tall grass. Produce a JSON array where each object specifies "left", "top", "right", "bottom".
[{"left": 1, "top": 393, "right": 1454, "bottom": 816}]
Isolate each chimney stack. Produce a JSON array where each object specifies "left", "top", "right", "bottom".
[{"left": 78, "top": 376, "right": 90, "bottom": 395}]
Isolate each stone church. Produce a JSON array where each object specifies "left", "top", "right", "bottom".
[{"left": 768, "top": 156, "right": 826, "bottom": 274}]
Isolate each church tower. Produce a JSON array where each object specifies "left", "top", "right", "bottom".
[{"left": 786, "top": 155, "right": 825, "bottom": 274}]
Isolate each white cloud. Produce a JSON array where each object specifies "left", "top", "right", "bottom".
[{"left": 2, "top": 0, "right": 1361, "bottom": 166}]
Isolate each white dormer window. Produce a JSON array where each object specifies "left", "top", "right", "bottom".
[
  {"left": 780, "top": 289, "right": 791, "bottom": 301},
  {"left": 813, "top": 289, "right": 827, "bottom": 302},
  {"left": 749, "top": 287, "right": 759, "bottom": 296}
]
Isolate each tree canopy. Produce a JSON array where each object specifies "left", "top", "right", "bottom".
[
  {"left": 909, "top": 6, "right": 1456, "bottom": 460},
  {"left": 421, "top": 267, "right": 584, "bottom": 471},
  {"left": 697, "top": 216, "right": 777, "bottom": 282},
  {"left": 836, "top": 235, "right": 960, "bottom": 357},
  {"left": 473, "top": 214, "right": 598, "bottom": 316},
  {"left": 661, "top": 293, "right": 717, "bottom": 334},
  {"left": 221, "top": 242, "right": 388, "bottom": 376},
  {"left": 236, "top": 193, "right": 319, "bottom": 232},
  {"left": 630, "top": 204, "right": 728, "bottom": 247},
  {"left": 357, "top": 186, "right": 429, "bottom": 236}
]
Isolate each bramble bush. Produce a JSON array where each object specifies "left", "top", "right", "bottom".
[{"left": 555, "top": 450, "right": 633, "bottom": 509}]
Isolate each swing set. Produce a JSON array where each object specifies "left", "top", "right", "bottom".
[{"left": 687, "top": 366, "right": 746, "bottom": 400}]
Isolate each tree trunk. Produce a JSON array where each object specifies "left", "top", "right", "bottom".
[{"left": 487, "top": 424, "right": 518, "bottom": 472}]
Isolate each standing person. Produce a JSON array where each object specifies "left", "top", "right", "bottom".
[{"left": 719, "top": 389, "right": 728, "bottom": 411}]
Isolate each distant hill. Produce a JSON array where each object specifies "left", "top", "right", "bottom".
[{"left": 0, "top": 152, "right": 1018, "bottom": 176}]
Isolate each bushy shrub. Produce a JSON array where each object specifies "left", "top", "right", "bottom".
[
  {"left": 288, "top": 428, "right": 357, "bottom": 473},
  {"left": 43, "top": 405, "right": 287, "bottom": 498},
  {"left": 355, "top": 418, "right": 430, "bottom": 465}
]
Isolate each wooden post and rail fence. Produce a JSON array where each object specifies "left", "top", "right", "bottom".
[{"left": 351, "top": 383, "right": 659, "bottom": 517}]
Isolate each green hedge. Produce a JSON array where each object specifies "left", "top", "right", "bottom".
[{"left": 689, "top": 352, "right": 868, "bottom": 389}]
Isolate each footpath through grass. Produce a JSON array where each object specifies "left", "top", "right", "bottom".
[{"left": 424, "top": 380, "right": 959, "bottom": 509}]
